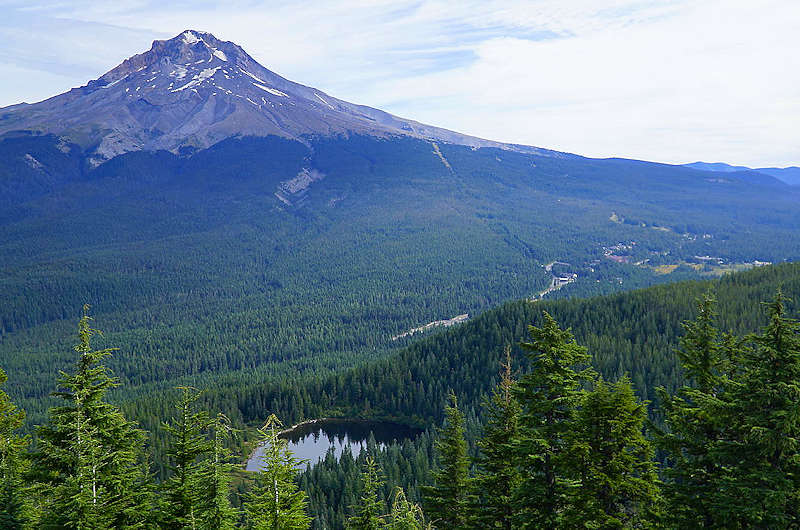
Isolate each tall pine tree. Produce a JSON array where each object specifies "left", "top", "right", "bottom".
[
  {"left": 32, "top": 306, "right": 153, "bottom": 529},
  {"left": 714, "top": 293, "right": 800, "bottom": 527},
  {"left": 347, "top": 456, "right": 385, "bottom": 530},
  {"left": 422, "top": 392, "right": 471, "bottom": 529},
  {"left": 512, "top": 311, "right": 595, "bottom": 528},
  {"left": 655, "top": 295, "right": 736, "bottom": 528},
  {"left": 471, "top": 346, "right": 520, "bottom": 530},
  {"left": 161, "top": 386, "right": 214, "bottom": 529},
  {"left": 564, "top": 377, "right": 663, "bottom": 528},
  {"left": 197, "top": 413, "right": 239, "bottom": 529},
  {"left": 246, "top": 414, "right": 311, "bottom": 530}
]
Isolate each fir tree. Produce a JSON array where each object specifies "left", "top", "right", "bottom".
[
  {"left": 654, "top": 295, "right": 735, "bottom": 528},
  {"left": 421, "top": 392, "right": 471, "bottom": 529},
  {"left": 512, "top": 311, "right": 595, "bottom": 528},
  {"left": 674, "top": 294, "right": 727, "bottom": 393},
  {"left": 714, "top": 292, "right": 800, "bottom": 527},
  {"left": 0, "top": 368, "right": 30, "bottom": 529},
  {"left": 564, "top": 377, "right": 663, "bottom": 528},
  {"left": 347, "top": 456, "right": 384, "bottom": 530},
  {"left": 471, "top": 346, "right": 520, "bottom": 530},
  {"left": 197, "top": 413, "right": 239, "bottom": 529},
  {"left": 385, "top": 487, "right": 431, "bottom": 530},
  {"left": 246, "top": 414, "right": 311, "bottom": 530},
  {"left": 32, "top": 305, "right": 153, "bottom": 529},
  {"left": 161, "top": 386, "right": 214, "bottom": 529}
]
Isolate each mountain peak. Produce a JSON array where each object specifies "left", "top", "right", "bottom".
[
  {"left": 178, "top": 29, "right": 210, "bottom": 44},
  {"left": 96, "top": 29, "right": 244, "bottom": 88},
  {"left": 160, "top": 30, "right": 238, "bottom": 62},
  {"left": 0, "top": 31, "right": 553, "bottom": 164}
]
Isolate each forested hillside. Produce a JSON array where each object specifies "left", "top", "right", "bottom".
[
  {"left": 3, "top": 262, "right": 800, "bottom": 528},
  {"left": 170, "top": 261, "right": 800, "bottom": 431},
  {"left": 3, "top": 133, "right": 800, "bottom": 429},
  {"left": 281, "top": 261, "right": 800, "bottom": 527}
]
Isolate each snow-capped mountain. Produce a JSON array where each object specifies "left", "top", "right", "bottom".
[{"left": 0, "top": 30, "right": 549, "bottom": 165}]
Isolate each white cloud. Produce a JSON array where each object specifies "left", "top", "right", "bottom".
[
  {"left": 361, "top": 1, "right": 800, "bottom": 166},
  {"left": 0, "top": 0, "right": 797, "bottom": 167}
]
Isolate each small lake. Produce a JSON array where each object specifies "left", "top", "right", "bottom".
[{"left": 246, "top": 418, "right": 423, "bottom": 471}]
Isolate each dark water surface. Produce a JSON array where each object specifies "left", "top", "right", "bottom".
[{"left": 246, "top": 418, "right": 422, "bottom": 471}]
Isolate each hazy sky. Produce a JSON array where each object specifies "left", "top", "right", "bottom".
[{"left": 0, "top": 0, "right": 797, "bottom": 167}]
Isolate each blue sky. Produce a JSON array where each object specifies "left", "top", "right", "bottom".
[{"left": 0, "top": 0, "right": 797, "bottom": 167}]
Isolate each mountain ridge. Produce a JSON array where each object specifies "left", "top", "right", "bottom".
[{"left": 684, "top": 161, "right": 800, "bottom": 186}]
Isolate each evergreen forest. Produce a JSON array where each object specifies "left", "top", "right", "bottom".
[
  {"left": 4, "top": 134, "right": 800, "bottom": 435},
  {"left": 3, "top": 262, "right": 800, "bottom": 528}
]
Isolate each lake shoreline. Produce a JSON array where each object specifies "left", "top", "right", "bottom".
[{"left": 245, "top": 417, "right": 424, "bottom": 471}]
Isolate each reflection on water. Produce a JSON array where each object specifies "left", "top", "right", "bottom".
[{"left": 246, "top": 419, "right": 422, "bottom": 472}]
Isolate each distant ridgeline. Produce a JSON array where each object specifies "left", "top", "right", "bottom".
[{"left": 3, "top": 261, "right": 800, "bottom": 528}]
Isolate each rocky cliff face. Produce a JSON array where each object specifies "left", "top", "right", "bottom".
[{"left": 0, "top": 30, "right": 554, "bottom": 165}]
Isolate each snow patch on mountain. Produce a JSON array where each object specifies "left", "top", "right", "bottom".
[
  {"left": 241, "top": 69, "right": 267, "bottom": 84},
  {"left": 315, "top": 93, "right": 334, "bottom": 109},
  {"left": 24, "top": 154, "right": 44, "bottom": 170},
  {"left": 431, "top": 142, "right": 452, "bottom": 170},
  {"left": 102, "top": 77, "right": 125, "bottom": 89},
  {"left": 182, "top": 31, "right": 201, "bottom": 44},
  {"left": 169, "top": 64, "right": 188, "bottom": 80},
  {"left": 253, "top": 83, "right": 288, "bottom": 97},
  {"left": 172, "top": 66, "right": 221, "bottom": 92},
  {"left": 275, "top": 168, "right": 325, "bottom": 206}
]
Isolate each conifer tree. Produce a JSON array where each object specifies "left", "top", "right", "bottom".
[
  {"left": 654, "top": 295, "right": 735, "bottom": 528},
  {"left": 197, "top": 413, "right": 239, "bottom": 529},
  {"left": 32, "top": 305, "right": 153, "bottom": 529},
  {"left": 714, "top": 293, "right": 800, "bottom": 527},
  {"left": 512, "top": 312, "right": 595, "bottom": 528},
  {"left": 421, "top": 392, "right": 471, "bottom": 529},
  {"left": 347, "top": 456, "right": 384, "bottom": 530},
  {"left": 246, "top": 414, "right": 311, "bottom": 530},
  {"left": 674, "top": 294, "right": 727, "bottom": 392},
  {"left": 0, "top": 368, "right": 30, "bottom": 529},
  {"left": 472, "top": 346, "right": 520, "bottom": 530},
  {"left": 161, "top": 386, "right": 214, "bottom": 529},
  {"left": 564, "top": 377, "right": 663, "bottom": 528},
  {"left": 385, "top": 487, "right": 431, "bottom": 530}
]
